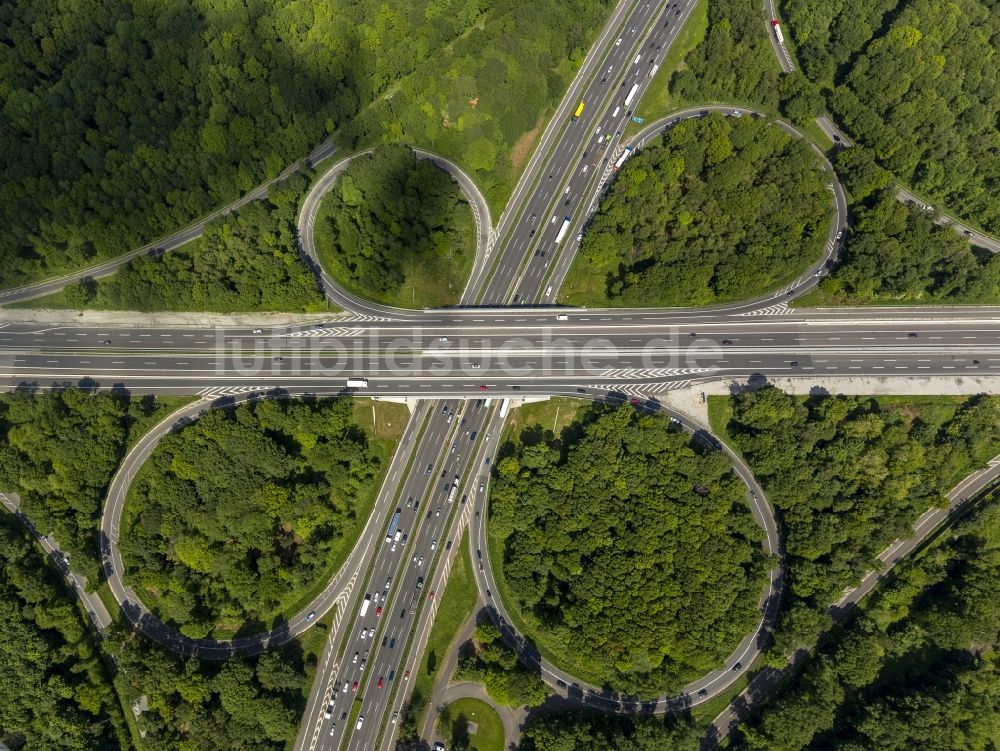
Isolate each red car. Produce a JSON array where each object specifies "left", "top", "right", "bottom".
[
  {"left": 377, "top": 677, "right": 384, "bottom": 689},
  {"left": 427, "top": 590, "right": 435, "bottom": 601},
  {"left": 630, "top": 397, "right": 640, "bottom": 406},
  {"left": 351, "top": 681, "right": 358, "bottom": 692},
  {"left": 375, "top": 606, "right": 382, "bottom": 617},
  {"left": 479, "top": 385, "right": 488, "bottom": 391}
]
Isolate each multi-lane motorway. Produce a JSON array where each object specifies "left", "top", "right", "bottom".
[
  {"left": 473, "top": 0, "right": 700, "bottom": 306},
  {"left": 3, "top": 314, "right": 1000, "bottom": 396},
  {"left": 2, "top": 0, "right": 1000, "bottom": 747}
]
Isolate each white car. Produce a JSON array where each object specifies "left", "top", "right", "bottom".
[
  {"left": 438, "top": 336, "right": 448, "bottom": 342},
  {"left": 324, "top": 702, "right": 334, "bottom": 719},
  {"left": 360, "top": 628, "right": 367, "bottom": 640},
  {"left": 615, "top": 37, "right": 622, "bottom": 45},
  {"left": 352, "top": 652, "right": 359, "bottom": 664},
  {"left": 368, "top": 627, "right": 375, "bottom": 638},
  {"left": 431, "top": 539, "right": 437, "bottom": 550}
]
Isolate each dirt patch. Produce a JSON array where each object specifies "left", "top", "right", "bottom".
[
  {"left": 442, "top": 113, "right": 453, "bottom": 128},
  {"left": 468, "top": 97, "right": 479, "bottom": 108},
  {"left": 510, "top": 113, "right": 546, "bottom": 172}
]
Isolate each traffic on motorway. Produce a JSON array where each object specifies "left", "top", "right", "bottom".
[{"left": 2, "top": 0, "right": 999, "bottom": 749}]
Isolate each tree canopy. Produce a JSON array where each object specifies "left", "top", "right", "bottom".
[
  {"left": 564, "top": 113, "right": 830, "bottom": 306},
  {"left": 0, "top": 389, "right": 188, "bottom": 582},
  {"left": 314, "top": 145, "right": 476, "bottom": 307},
  {"left": 520, "top": 710, "right": 700, "bottom": 751},
  {"left": 456, "top": 622, "right": 547, "bottom": 708},
  {"left": 1, "top": 0, "right": 614, "bottom": 288},
  {"left": 670, "top": 0, "right": 782, "bottom": 109},
  {"left": 805, "top": 189, "right": 1000, "bottom": 305},
  {"left": 108, "top": 627, "right": 308, "bottom": 749},
  {"left": 784, "top": 0, "right": 1000, "bottom": 233},
  {"left": 0, "top": 516, "right": 128, "bottom": 750},
  {"left": 489, "top": 403, "right": 766, "bottom": 695},
  {"left": 732, "top": 489, "right": 1000, "bottom": 751},
  {"left": 720, "top": 388, "right": 1000, "bottom": 614},
  {"left": 27, "top": 174, "right": 325, "bottom": 313},
  {"left": 119, "top": 397, "right": 384, "bottom": 636}
]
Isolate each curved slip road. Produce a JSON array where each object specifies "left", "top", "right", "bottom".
[
  {"left": 297, "top": 147, "right": 493, "bottom": 319},
  {"left": 538, "top": 104, "right": 849, "bottom": 311},
  {"left": 99, "top": 393, "right": 426, "bottom": 659},
  {"left": 471, "top": 397, "right": 784, "bottom": 714}
]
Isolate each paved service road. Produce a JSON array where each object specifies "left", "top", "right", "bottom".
[
  {"left": 895, "top": 186, "right": 1000, "bottom": 253},
  {"left": 702, "top": 454, "right": 1000, "bottom": 749},
  {"left": 0, "top": 492, "right": 112, "bottom": 631},
  {"left": 0, "top": 140, "right": 337, "bottom": 307}
]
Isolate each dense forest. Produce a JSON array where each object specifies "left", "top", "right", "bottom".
[
  {"left": 120, "top": 398, "right": 384, "bottom": 636},
  {"left": 805, "top": 190, "right": 1000, "bottom": 305},
  {"left": 0, "top": 516, "right": 128, "bottom": 750},
  {"left": 670, "top": 0, "right": 782, "bottom": 110},
  {"left": 455, "top": 621, "right": 547, "bottom": 708},
  {"left": 719, "top": 388, "right": 1000, "bottom": 652},
  {"left": 0, "top": 389, "right": 187, "bottom": 582},
  {"left": 29, "top": 173, "right": 326, "bottom": 313},
  {"left": 784, "top": 0, "right": 1000, "bottom": 233},
  {"left": 564, "top": 114, "right": 829, "bottom": 306},
  {"left": 340, "top": 0, "right": 615, "bottom": 208},
  {"left": 314, "top": 146, "right": 476, "bottom": 307},
  {"left": 489, "top": 404, "right": 766, "bottom": 695},
  {"left": 108, "top": 626, "right": 308, "bottom": 748},
  {"left": 519, "top": 711, "right": 699, "bottom": 751},
  {"left": 1, "top": 0, "right": 612, "bottom": 289},
  {"left": 731, "top": 488, "right": 1000, "bottom": 751}
]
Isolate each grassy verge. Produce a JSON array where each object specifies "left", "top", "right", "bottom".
[
  {"left": 705, "top": 395, "right": 734, "bottom": 441},
  {"left": 436, "top": 697, "right": 505, "bottom": 751},
  {"left": 501, "top": 397, "right": 585, "bottom": 444},
  {"left": 624, "top": 0, "right": 710, "bottom": 139},
  {"left": 691, "top": 674, "right": 748, "bottom": 727},
  {"left": 411, "top": 534, "right": 478, "bottom": 727}
]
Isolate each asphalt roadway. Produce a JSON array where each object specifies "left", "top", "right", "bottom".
[
  {"left": 470, "top": 400, "right": 783, "bottom": 714},
  {"left": 3, "top": 314, "right": 1000, "bottom": 396},
  {"left": 2, "top": 0, "right": 1000, "bottom": 747},
  {"left": 702, "top": 453, "right": 1000, "bottom": 749}
]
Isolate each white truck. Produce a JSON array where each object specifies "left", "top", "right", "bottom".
[{"left": 346, "top": 378, "right": 368, "bottom": 388}]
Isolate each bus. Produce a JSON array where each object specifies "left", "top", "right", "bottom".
[
  {"left": 360, "top": 594, "right": 372, "bottom": 617},
  {"left": 555, "top": 216, "right": 572, "bottom": 243},
  {"left": 499, "top": 398, "right": 511, "bottom": 418},
  {"left": 613, "top": 146, "right": 633, "bottom": 170},
  {"left": 572, "top": 101, "right": 585, "bottom": 121},
  {"left": 385, "top": 508, "right": 401, "bottom": 543},
  {"left": 346, "top": 378, "right": 368, "bottom": 388},
  {"left": 623, "top": 83, "right": 639, "bottom": 107}
]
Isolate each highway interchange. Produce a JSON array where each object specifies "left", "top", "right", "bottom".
[{"left": 2, "top": 0, "right": 1000, "bottom": 749}]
